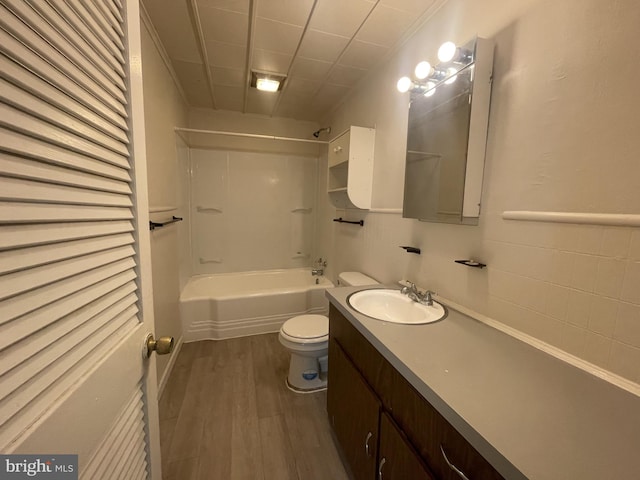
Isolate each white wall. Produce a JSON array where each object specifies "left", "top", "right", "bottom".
[
  {"left": 322, "top": 0, "right": 640, "bottom": 384},
  {"left": 189, "top": 148, "right": 318, "bottom": 274},
  {"left": 141, "top": 18, "right": 189, "bottom": 383}
]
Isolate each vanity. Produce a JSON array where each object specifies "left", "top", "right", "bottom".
[{"left": 326, "top": 287, "right": 640, "bottom": 479}]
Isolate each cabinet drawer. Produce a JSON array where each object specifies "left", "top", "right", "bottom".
[{"left": 328, "top": 130, "right": 350, "bottom": 167}]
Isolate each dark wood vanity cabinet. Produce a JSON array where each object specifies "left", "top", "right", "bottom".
[
  {"left": 328, "top": 304, "right": 505, "bottom": 480},
  {"left": 327, "top": 338, "right": 380, "bottom": 480}
]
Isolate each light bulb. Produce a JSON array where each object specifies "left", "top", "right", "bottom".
[
  {"left": 414, "top": 61, "right": 432, "bottom": 80},
  {"left": 424, "top": 81, "right": 436, "bottom": 97},
  {"left": 444, "top": 67, "right": 458, "bottom": 84},
  {"left": 256, "top": 78, "right": 280, "bottom": 92},
  {"left": 438, "top": 41, "right": 457, "bottom": 62},
  {"left": 397, "top": 76, "right": 412, "bottom": 93}
]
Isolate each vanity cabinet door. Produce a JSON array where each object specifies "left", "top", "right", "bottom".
[
  {"left": 378, "top": 412, "right": 435, "bottom": 480},
  {"left": 387, "top": 372, "right": 504, "bottom": 480},
  {"left": 327, "top": 339, "right": 380, "bottom": 480}
]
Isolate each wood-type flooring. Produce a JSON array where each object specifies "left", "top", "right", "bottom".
[{"left": 159, "top": 333, "right": 350, "bottom": 480}]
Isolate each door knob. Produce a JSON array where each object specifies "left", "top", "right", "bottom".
[{"left": 144, "top": 333, "right": 175, "bottom": 358}]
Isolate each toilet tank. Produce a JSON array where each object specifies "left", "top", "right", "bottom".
[{"left": 337, "top": 272, "right": 379, "bottom": 286}]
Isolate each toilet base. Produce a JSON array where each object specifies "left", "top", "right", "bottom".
[
  {"left": 286, "top": 351, "right": 327, "bottom": 392},
  {"left": 285, "top": 375, "right": 327, "bottom": 393}
]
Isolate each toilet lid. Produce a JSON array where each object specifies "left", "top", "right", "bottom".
[{"left": 282, "top": 314, "right": 328, "bottom": 339}]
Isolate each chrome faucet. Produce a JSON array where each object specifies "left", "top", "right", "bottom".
[
  {"left": 401, "top": 282, "right": 434, "bottom": 306},
  {"left": 311, "top": 257, "right": 327, "bottom": 276}
]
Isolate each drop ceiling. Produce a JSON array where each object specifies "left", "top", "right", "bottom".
[{"left": 141, "top": 0, "right": 440, "bottom": 122}]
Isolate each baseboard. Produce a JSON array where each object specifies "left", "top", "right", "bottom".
[{"left": 157, "top": 335, "right": 183, "bottom": 399}]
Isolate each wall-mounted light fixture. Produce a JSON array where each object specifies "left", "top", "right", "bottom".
[
  {"left": 251, "top": 70, "right": 286, "bottom": 92},
  {"left": 396, "top": 39, "right": 476, "bottom": 96}
]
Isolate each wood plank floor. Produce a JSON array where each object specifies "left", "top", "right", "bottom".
[{"left": 159, "top": 333, "right": 350, "bottom": 480}]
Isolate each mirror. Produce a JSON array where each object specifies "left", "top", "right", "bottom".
[{"left": 402, "top": 37, "right": 494, "bottom": 224}]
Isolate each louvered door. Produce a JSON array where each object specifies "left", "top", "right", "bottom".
[{"left": 0, "top": 0, "right": 161, "bottom": 479}]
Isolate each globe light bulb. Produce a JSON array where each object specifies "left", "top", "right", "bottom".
[
  {"left": 424, "top": 81, "right": 436, "bottom": 97},
  {"left": 438, "top": 41, "right": 457, "bottom": 62},
  {"left": 444, "top": 67, "right": 458, "bottom": 84},
  {"left": 396, "top": 76, "right": 412, "bottom": 93},
  {"left": 414, "top": 61, "right": 432, "bottom": 80}
]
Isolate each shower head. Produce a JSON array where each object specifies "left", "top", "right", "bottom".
[{"left": 312, "top": 127, "right": 331, "bottom": 138}]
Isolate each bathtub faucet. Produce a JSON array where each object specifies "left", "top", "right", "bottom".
[{"left": 311, "top": 257, "right": 327, "bottom": 276}]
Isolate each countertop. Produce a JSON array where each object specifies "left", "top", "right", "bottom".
[{"left": 326, "top": 286, "right": 640, "bottom": 480}]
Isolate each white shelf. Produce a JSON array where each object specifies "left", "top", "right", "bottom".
[{"left": 327, "top": 126, "right": 375, "bottom": 209}]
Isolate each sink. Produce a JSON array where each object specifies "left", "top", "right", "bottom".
[{"left": 347, "top": 289, "right": 446, "bottom": 324}]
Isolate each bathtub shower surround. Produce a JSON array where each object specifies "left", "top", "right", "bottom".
[
  {"left": 190, "top": 149, "right": 318, "bottom": 274},
  {"left": 179, "top": 268, "right": 333, "bottom": 341}
]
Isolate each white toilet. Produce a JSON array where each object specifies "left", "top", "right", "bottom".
[{"left": 279, "top": 271, "right": 378, "bottom": 392}]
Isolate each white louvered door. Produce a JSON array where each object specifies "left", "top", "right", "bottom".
[{"left": 0, "top": 0, "right": 161, "bottom": 478}]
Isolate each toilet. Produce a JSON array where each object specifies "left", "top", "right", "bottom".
[{"left": 279, "top": 271, "right": 378, "bottom": 392}]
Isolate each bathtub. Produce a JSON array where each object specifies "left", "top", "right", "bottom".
[{"left": 179, "top": 268, "right": 334, "bottom": 341}]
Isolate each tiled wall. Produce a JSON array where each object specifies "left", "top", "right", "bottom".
[
  {"left": 189, "top": 148, "right": 318, "bottom": 274},
  {"left": 330, "top": 211, "right": 640, "bottom": 384},
  {"left": 484, "top": 220, "right": 640, "bottom": 382},
  {"left": 323, "top": 0, "right": 640, "bottom": 385}
]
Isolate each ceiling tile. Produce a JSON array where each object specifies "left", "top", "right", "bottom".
[
  {"left": 356, "top": 5, "right": 416, "bottom": 47},
  {"left": 254, "top": 17, "right": 304, "bottom": 55},
  {"left": 211, "top": 66, "right": 245, "bottom": 87},
  {"left": 252, "top": 49, "right": 292, "bottom": 74},
  {"left": 196, "top": 0, "right": 249, "bottom": 14},
  {"left": 289, "top": 57, "right": 332, "bottom": 80},
  {"left": 143, "top": 0, "right": 201, "bottom": 63},
  {"left": 311, "top": 83, "right": 352, "bottom": 108},
  {"left": 297, "top": 29, "right": 349, "bottom": 63},
  {"left": 245, "top": 88, "right": 279, "bottom": 116},
  {"left": 308, "top": 0, "right": 375, "bottom": 37},
  {"left": 199, "top": 5, "right": 248, "bottom": 46},
  {"left": 308, "top": 83, "right": 351, "bottom": 118},
  {"left": 206, "top": 40, "right": 246, "bottom": 69},
  {"left": 257, "top": 0, "right": 315, "bottom": 27},
  {"left": 213, "top": 85, "right": 244, "bottom": 111},
  {"left": 274, "top": 100, "right": 320, "bottom": 122},
  {"left": 172, "top": 59, "right": 212, "bottom": 107},
  {"left": 379, "top": 0, "right": 436, "bottom": 15},
  {"left": 326, "top": 64, "right": 367, "bottom": 86},
  {"left": 284, "top": 77, "right": 322, "bottom": 97},
  {"left": 339, "top": 40, "right": 389, "bottom": 69}
]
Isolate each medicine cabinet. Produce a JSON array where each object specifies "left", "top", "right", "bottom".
[{"left": 402, "top": 37, "right": 494, "bottom": 225}]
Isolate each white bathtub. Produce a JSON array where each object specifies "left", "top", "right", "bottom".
[{"left": 179, "top": 268, "right": 334, "bottom": 341}]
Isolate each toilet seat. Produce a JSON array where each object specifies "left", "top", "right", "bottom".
[{"left": 281, "top": 314, "right": 328, "bottom": 344}]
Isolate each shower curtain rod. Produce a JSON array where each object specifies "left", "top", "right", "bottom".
[{"left": 174, "top": 127, "right": 329, "bottom": 145}]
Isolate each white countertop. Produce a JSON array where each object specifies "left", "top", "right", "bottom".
[{"left": 326, "top": 286, "right": 640, "bottom": 480}]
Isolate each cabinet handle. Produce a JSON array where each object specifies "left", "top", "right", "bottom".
[
  {"left": 378, "top": 457, "right": 386, "bottom": 479},
  {"left": 440, "top": 445, "right": 470, "bottom": 480},
  {"left": 365, "top": 431, "right": 373, "bottom": 457},
  {"left": 333, "top": 146, "right": 343, "bottom": 153}
]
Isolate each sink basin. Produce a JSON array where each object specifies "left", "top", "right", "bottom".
[{"left": 347, "top": 289, "right": 446, "bottom": 324}]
